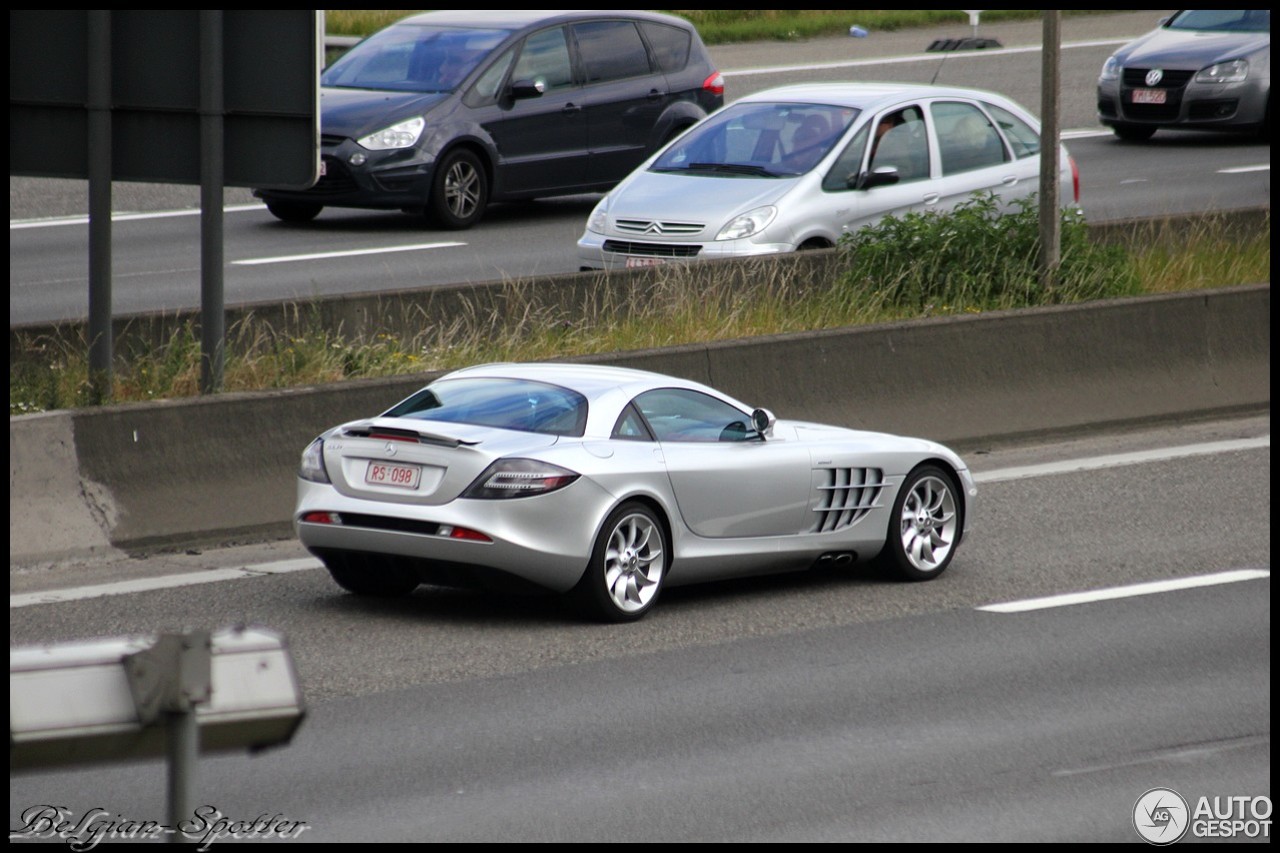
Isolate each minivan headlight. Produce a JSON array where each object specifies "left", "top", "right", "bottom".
[
  {"left": 587, "top": 196, "right": 611, "bottom": 234},
  {"left": 358, "top": 117, "right": 425, "bottom": 150},
  {"left": 716, "top": 206, "right": 777, "bottom": 241}
]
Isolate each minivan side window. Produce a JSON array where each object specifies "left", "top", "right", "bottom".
[
  {"left": 868, "top": 107, "right": 930, "bottom": 182},
  {"left": 932, "top": 101, "right": 1008, "bottom": 175},
  {"left": 639, "top": 22, "right": 691, "bottom": 73},
  {"left": 573, "top": 20, "right": 653, "bottom": 83},
  {"left": 513, "top": 27, "right": 575, "bottom": 91},
  {"left": 822, "top": 123, "right": 870, "bottom": 192},
  {"left": 983, "top": 102, "right": 1041, "bottom": 159},
  {"left": 464, "top": 47, "right": 516, "bottom": 107}
]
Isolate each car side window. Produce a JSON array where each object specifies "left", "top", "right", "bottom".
[
  {"left": 463, "top": 46, "right": 517, "bottom": 107},
  {"left": 634, "top": 389, "right": 754, "bottom": 443},
  {"left": 573, "top": 21, "right": 653, "bottom": 84},
  {"left": 983, "top": 102, "right": 1040, "bottom": 159},
  {"left": 822, "top": 123, "right": 870, "bottom": 192},
  {"left": 611, "top": 404, "right": 655, "bottom": 441},
  {"left": 639, "top": 22, "right": 691, "bottom": 73},
  {"left": 931, "top": 101, "right": 1009, "bottom": 175},
  {"left": 868, "top": 106, "right": 930, "bottom": 182},
  {"left": 512, "top": 26, "right": 575, "bottom": 91}
]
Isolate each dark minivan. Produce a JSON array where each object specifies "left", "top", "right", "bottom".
[{"left": 255, "top": 10, "right": 724, "bottom": 229}]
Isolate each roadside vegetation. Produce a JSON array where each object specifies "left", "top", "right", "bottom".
[
  {"left": 9, "top": 204, "right": 1269, "bottom": 415},
  {"left": 323, "top": 10, "right": 1060, "bottom": 44}
]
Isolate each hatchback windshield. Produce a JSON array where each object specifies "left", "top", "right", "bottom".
[
  {"left": 384, "top": 378, "right": 589, "bottom": 436},
  {"left": 1166, "top": 10, "right": 1269, "bottom": 33},
  {"left": 322, "top": 25, "right": 509, "bottom": 92},
  {"left": 651, "top": 102, "right": 860, "bottom": 177}
]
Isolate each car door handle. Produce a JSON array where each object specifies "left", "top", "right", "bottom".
[
  {"left": 922, "top": 192, "right": 940, "bottom": 205},
  {"left": 562, "top": 103, "right": 582, "bottom": 114},
  {"left": 646, "top": 89, "right": 665, "bottom": 101},
  {"left": 1002, "top": 175, "right": 1018, "bottom": 185}
]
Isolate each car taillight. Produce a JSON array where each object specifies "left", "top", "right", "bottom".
[
  {"left": 462, "top": 458, "right": 580, "bottom": 499},
  {"left": 702, "top": 71, "right": 724, "bottom": 97},
  {"left": 1069, "top": 155, "right": 1080, "bottom": 204}
]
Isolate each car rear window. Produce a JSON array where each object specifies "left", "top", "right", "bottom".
[
  {"left": 640, "top": 22, "right": 692, "bottom": 73},
  {"left": 384, "top": 378, "right": 589, "bottom": 437},
  {"left": 574, "top": 21, "right": 653, "bottom": 83}
]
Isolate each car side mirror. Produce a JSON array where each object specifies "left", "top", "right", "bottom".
[
  {"left": 510, "top": 78, "right": 546, "bottom": 100},
  {"left": 751, "top": 408, "right": 776, "bottom": 439},
  {"left": 856, "top": 166, "right": 900, "bottom": 190}
]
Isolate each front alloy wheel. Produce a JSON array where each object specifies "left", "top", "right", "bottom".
[
  {"left": 575, "top": 503, "right": 667, "bottom": 621},
  {"left": 877, "top": 465, "right": 961, "bottom": 581},
  {"left": 428, "top": 149, "right": 487, "bottom": 229}
]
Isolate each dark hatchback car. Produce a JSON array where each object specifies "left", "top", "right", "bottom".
[{"left": 255, "top": 10, "right": 724, "bottom": 229}]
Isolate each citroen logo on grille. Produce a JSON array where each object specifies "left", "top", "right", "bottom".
[
  {"left": 1145, "top": 68, "right": 1164, "bottom": 86},
  {"left": 644, "top": 221, "right": 664, "bottom": 235}
]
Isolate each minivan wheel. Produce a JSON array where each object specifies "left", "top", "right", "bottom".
[{"left": 428, "top": 149, "right": 488, "bottom": 229}]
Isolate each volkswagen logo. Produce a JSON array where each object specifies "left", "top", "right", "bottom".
[{"left": 1145, "top": 68, "right": 1164, "bottom": 87}]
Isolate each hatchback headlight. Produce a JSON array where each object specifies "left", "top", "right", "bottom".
[
  {"left": 1195, "top": 59, "right": 1248, "bottom": 84},
  {"left": 299, "top": 438, "right": 330, "bottom": 484},
  {"left": 1099, "top": 55, "right": 1121, "bottom": 81},
  {"left": 358, "top": 117, "right": 425, "bottom": 150},
  {"left": 716, "top": 206, "right": 777, "bottom": 241}
]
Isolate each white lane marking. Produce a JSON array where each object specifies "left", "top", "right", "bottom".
[
  {"left": 10, "top": 436, "right": 1269, "bottom": 608},
  {"left": 978, "top": 569, "right": 1270, "bottom": 613},
  {"left": 10, "top": 204, "right": 264, "bottom": 230},
  {"left": 1218, "top": 164, "right": 1270, "bottom": 174},
  {"left": 723, "top": 38, "right": 1133, "bottom": 77},
  {"left": 233, "top": 242, "right": 466, "bottom": 266},
  {"left": 973, "top": 436, "right": 1269, "bottom": 484},
  {"left": 9, "top": 558, "right": 323, "bottom": 609},
  {"left": 1053, "top": 735, "right": 1268, "bottom": 777}
]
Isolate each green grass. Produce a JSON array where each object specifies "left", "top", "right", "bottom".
[
  {"left": 9, "top": 206, "right": 1269, "bottom": 415},
  {"left": 322, "top": 10, "right": 1065, "bottom": 45}
]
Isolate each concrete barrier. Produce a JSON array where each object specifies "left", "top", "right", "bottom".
[{"left": 9, "top": 285, "right": 1269, "bottom": 566}]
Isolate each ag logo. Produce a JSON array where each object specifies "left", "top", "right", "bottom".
[{"left": 1134, "top": 787, "right": 1190, "bottom": 845}]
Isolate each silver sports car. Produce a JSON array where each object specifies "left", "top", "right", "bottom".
[
  {"left": 1097, "top": 9, "right": 1271, "bottom": 140},
  {"left": 296, "top": 363, "right": 975, "bottom": 621}
]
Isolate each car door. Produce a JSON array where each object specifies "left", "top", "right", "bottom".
[
  {"left": 835, "top": 104, "right": 941, "bottom": 235},
  {"left": 571, "top": 19, "right": 670, "bottom": 185},
  {"left": 633, "top": 388, "right": 812, "bottom": 538},
  {"left": 928, "top": 99, "right": 1032, "bottom": 213},
  {"left": 481, "top": 25, "right": 589, "bottom": 195}
]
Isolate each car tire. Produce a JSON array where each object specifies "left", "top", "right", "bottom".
[
  {"left": 875, "top": 464, "right": 962, "bottom": 582},
  {"left": 265, "top": 200, "right": 323, "bottom": 223},
  {"left": 324, "top": 555, "right": 419, "bottom": 597},
  {"left": 1111, "top": 122, "right": 1156, "bottom": 142},
  {"left": 573, "top": 502, "right": 667, "bottom": 622},
  {"left": 428, "top": 148, "right": 487, "bottom": 230}
]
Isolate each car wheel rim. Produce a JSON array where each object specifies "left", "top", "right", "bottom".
[
  {"left": 898, "top": 475, "right": 957, "bottom": 573},
  {"left": 603, "top": 513, "right": 664, "bottom": 613},
  {"left": 444, "top": 161, "right": 481, "bottom": 219}
]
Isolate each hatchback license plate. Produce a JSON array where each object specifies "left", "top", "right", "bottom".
[
  {"left": 625, "top": 256, "right": 666, "bottom": 268},
  {"left": 1132, "top": 88, "right": 1166, "bottom": 105},
  {"left": 366, "top": 461, "right": 421, "bottom": 489}
]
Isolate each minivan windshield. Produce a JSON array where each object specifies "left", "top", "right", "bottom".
[
  {"left": 651, "top": 102, "right": 860, "bottom": 178},
  {"left": 322, "top": 25, "right": 509, "bottom": 93}
]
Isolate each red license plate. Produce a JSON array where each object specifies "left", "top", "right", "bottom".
[
  {"left": 625, "top": 256, "right": 666, "bottom": 268},
  {"left": 365, "top": 461, "right": 421, "bottom": 489},
  {"left": 1132, "top": 88, "right": 1167, "bottom": 105}
]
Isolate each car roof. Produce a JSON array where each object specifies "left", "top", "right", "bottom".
[
  {"left": 440, "top": 362, "right": 738, "bottom": 405},
  {"left": 396, "top": 9, "right": 697, "bottom": 32},
  {"left": 736, "top": 82, "right": 1022, "bottom": 113}
]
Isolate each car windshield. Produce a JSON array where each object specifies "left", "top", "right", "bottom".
[
  {"left": 1166, "top": 10, "right": 1269, "bottom": 33},
  {"left": 651, "top": 102, "right": 860, "bottom": 178},
  {"left": 383, "top": 378, "right": 589, "bottom": 437},
  {"left": 322, "top": 25, "right": 509, "bottom": 93}
]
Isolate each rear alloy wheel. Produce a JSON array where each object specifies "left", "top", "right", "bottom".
[
  {"left": 876, "top": 465, "right": 961, "bottom": 582},
  {"left": 265, "top": 200, "right": 323, "bottom": 223},
  {"left": 574, "top": 502, "right": 667, "bottom": 622},
  {"left": 324, "top": 556, "right": 419, "bottom": 597},
  {"left": 428, "top": 149, "right": 487, "bottom": 229},
  {"left": 1111, "top": 122, "right": 1156, "bottom": 142}
]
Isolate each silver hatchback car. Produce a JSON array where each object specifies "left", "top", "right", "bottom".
[{"left": 578, "top": 82, "right": 1078, "bottom": 270}]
